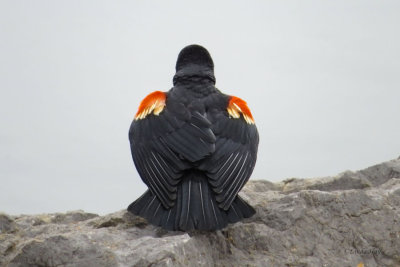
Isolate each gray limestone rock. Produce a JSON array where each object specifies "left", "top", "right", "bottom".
[{"left": 1, "top": 158, "right": 399, "bottom": 267}]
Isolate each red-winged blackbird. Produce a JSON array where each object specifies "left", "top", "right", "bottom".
[{"left": 128, "top": 45, "right": 259, "bottom": 231}]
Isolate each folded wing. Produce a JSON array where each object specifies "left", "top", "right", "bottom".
[
  {"left": 129, "top": 91, "right": 216, "bottom": 209},
  {"left": 202, "top": 96, "right": 259, "bottom": 210}
]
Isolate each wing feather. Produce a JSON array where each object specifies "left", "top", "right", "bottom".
[
  {"left": 202, "top": 97, "right": 259, "bottom": 210},
  {"left": 129, "top": 91, "right": 217, "bottom": 209}
]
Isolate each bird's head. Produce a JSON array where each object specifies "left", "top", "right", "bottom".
[
  {"left": 176, "top": 44, "right": 214, "bottom": 71},
  {"left": 174, "top": 44, "right": 215, "bottom": 85}
]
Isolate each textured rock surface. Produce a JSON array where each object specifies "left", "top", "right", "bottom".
[{"left": 1, "top": 158, "right": 400, "bottom": 267}]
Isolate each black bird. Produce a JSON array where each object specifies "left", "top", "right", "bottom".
[{"left": 128, "top": 45, "right": 259, "bottom": 231}]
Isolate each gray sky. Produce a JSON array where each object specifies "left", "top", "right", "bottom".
[{"left": 1, "top": 1, "right": 399, "bottom": 215}]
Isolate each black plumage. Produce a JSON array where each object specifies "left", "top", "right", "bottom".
[{"left": 128, "top": 45, "right": 259, "bottom": 231}]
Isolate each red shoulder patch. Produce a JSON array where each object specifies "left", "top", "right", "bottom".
[
  {"left": 135, "top": 91, "right": 166, "bottom": 120},
  {"left": 227, "top": 96, "right": 255, "bottom": 124}
]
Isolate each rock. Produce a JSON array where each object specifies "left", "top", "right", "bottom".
[
  {"left": 0, "top": 213, "right": 17, "bottom": 234},
  {"left": 1, "top": 158, "right": 400, "bottom": 267}
]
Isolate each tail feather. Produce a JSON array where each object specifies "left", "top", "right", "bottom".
[
  {"left": 227, "top": 195, "right": 256, "bottom": 222},
  {"left": 128, "top": 171, "right": 255, "bottom": 231}
]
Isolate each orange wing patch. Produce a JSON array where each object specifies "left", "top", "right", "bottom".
[
  {"left": 227, "top": 96, "right": 255, "bottom": 124},
  {"left": 135, "top": 91, "right": 166, "bottom": 120}
]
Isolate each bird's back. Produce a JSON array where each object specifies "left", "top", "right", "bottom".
[{"left": 127, "top": 45, "right": 259, "bottom": 231}]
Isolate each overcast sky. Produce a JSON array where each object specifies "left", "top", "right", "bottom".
[{"left": 1, "top": 1, "right": 399, "bottom": 215}]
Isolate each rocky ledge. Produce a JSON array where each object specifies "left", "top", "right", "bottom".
[{"left": 1, "top": 158, "right": 400, "bottom": 267}]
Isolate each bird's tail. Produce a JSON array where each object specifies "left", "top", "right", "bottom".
[{"left": 127, "top": 171, "right": 255, "bottom": 231}]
